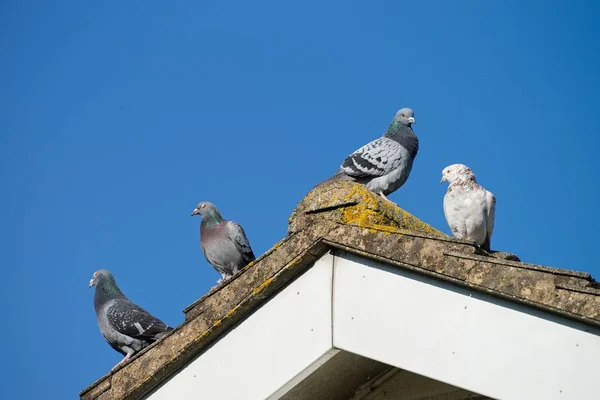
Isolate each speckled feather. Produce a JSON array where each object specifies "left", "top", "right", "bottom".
[{"left": 442, "top": 164, "right": 495, "bottom": 251}]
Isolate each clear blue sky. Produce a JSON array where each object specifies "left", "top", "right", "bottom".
[{"left": 1, "top": 1, "right": 599, "bottom": 398}]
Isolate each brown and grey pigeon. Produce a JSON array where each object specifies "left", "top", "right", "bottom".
[
  {"left": 191, "top": 202, "right": 255, "bottom": 282},
  {"left": 89, "top": 269, "right": 173, "bottom": 370},
  {"left": 327, "top": 107, "right": 419, "bottom": 200},
  {"left": 441, "top": 164, "right": 496, "bottom": 251}
]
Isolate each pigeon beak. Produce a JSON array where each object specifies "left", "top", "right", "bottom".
[
  {"left": 191, "top": 209, "right": 199, "bottom": 216},
  {"left": 88, "top": 278, "right": 95, "bottom": 288},
  {"left": 440, "top": 176, "right": 446, "bottom": 184},
  {"left": 408, "top": 117, "right": 415, "bottom": 124}
]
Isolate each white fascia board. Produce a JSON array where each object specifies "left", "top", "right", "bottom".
[
  {"left": 332, "top": 251, "right": 600, "bottom": 400},
  {"left": 147, "top": 253, "right": 334, "bottom": 400}
]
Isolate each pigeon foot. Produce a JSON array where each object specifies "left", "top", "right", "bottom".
[{"left": 112, "top": 354, "right": 131, "bottom": 371}]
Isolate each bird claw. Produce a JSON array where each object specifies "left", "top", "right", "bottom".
[
  {"left": 111, "top": 361, "right": 124, "bottom": 371},
  {"left": 217, "top": 275, "right": 233, "bottom": 285},
  {"left": 112, "top": 354, "right": 131, "bottom": 371}
]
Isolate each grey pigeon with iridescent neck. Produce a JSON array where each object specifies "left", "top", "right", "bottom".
[
  {"left": 441, "top": 164, "right": 496, "bottom": 251},
  {"left": 328, "top": 107, "right": 419, "bottom": 200},
  {"left": 89, "top": 269, "right": 173, "bottom": 370},
  {"left": 191, "top": 201, "right": 256, "bottom": 282}
]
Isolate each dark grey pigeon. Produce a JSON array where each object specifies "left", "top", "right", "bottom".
[
  {"left": 191, "top": 201, "right": 255, "bottom": 283},
  {"left": 89, "top": 269, "right": 173, "bottom": 370},
  {"left": 328, "top": 107, "right": 418, "bottom": 201}
]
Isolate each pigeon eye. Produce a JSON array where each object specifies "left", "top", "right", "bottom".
[
  {"left": 94, "top": 272, "right": 98, "bottom": 277},
  {"left": 201, "top": 204, "right": 206, "bottom": 208},
  {"left": 401, "top": 114, "right": 406, "bottom": 117}
]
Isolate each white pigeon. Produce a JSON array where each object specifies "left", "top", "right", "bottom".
[{"left": 441, "top": 164, "right": 495, "bottom": 251}]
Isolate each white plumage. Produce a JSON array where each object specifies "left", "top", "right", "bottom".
[{"left": 441, "top": 164, "right": 495, "bottom": 251}]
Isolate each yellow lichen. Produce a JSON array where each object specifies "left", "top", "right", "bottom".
[
  {"left": 194, "top": 327, "right": 213, "bottom": 342},
  {"left": 223, "top": 305, "right": 240, "bottom": 319},
  {"left": 252, "top": 276, "right": 275, "bottom": 296},
  {"left": 191, "top": 308, "right": 238, "bottom": 345},
  {"left": 329, "top": 183, "right": 443, "bottom": 236},
  {"left": 270, "top": 240, "right": 283, "bottom": 251}
]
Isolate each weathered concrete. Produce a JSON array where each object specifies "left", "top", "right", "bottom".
[
  {"left": 289, "top": 180, "right": 445, "bottom": 237},
  {"left": 80, "top": 181, "right": 600, "bottom": 400}
]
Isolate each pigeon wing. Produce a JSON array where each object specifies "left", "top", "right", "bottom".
[
  {"left": 227, "top": 221, "right": 255, "bottom": 264},
  {"left": 106, "top": 299, "right": 170, "bottom": 342},
  {"left": 443, "top": 192, "right": 466, "bottom": 238},
  {"left": 340, "top": 137, "right": 402, "bottom": 178}
]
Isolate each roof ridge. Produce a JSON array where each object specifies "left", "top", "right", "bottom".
[{"left": 444, "top": 251, "right": 592, "bottom": 280}]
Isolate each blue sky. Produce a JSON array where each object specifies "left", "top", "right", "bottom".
[{"left": 1, "top": 1, "right": 599, "bottom": 398}]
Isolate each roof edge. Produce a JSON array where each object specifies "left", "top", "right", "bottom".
[
  {"left": 325, "top": 240, "right": 600, "bottom": 328},
  {"left": 80, "top": 230, "right": 332, "bottom": 400}
]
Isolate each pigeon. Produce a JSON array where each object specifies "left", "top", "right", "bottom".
[
  {"left": 191, "top": 201, "right": 256, "bottom": 282},
  {"left": 441, "top": 164, "right": 496, "bottom": 251},
  {"left": 89, "top": 269, "right": 173, "bottom": 370},
  {"left": 327, "top": 107, "right": 419, "bottom": 200}
]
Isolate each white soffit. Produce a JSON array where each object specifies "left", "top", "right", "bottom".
[
  {"left": 147, "top": 254, "right": 334, "bottom": 400},
  {"left": 333, "top": 251, "right": 600, "bottom": 400}
]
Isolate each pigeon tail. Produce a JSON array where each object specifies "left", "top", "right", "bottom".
[
  {"left": 482, "top": 235, "right": 491, "bottom": 252},
  {"left": 154, "top": 327, "right": 174, "bottom": 340}
]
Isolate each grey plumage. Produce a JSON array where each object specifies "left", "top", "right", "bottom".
[
  {"left": 329, "top": 107, "right": 419, "bottom": 199},
  {"left": 191, "top": 202, "right": 255, "bottom": 282},
  {"left": 89, "top": 269, "right": 172, "bottom": 370},
  {"left": 441, "top": 164, "right": 496, "bottom": 251}
]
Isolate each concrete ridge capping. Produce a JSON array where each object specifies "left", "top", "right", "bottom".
[
  {"left": 288, "top": 180, "right": 446, "bottom": 236},
  {"left": 80, "top": 180, "right": 600, "bottom": 400}
]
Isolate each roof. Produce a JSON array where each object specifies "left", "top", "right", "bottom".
[{"left": 80, "top": 180, "right": 600, "bottom": 400}]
